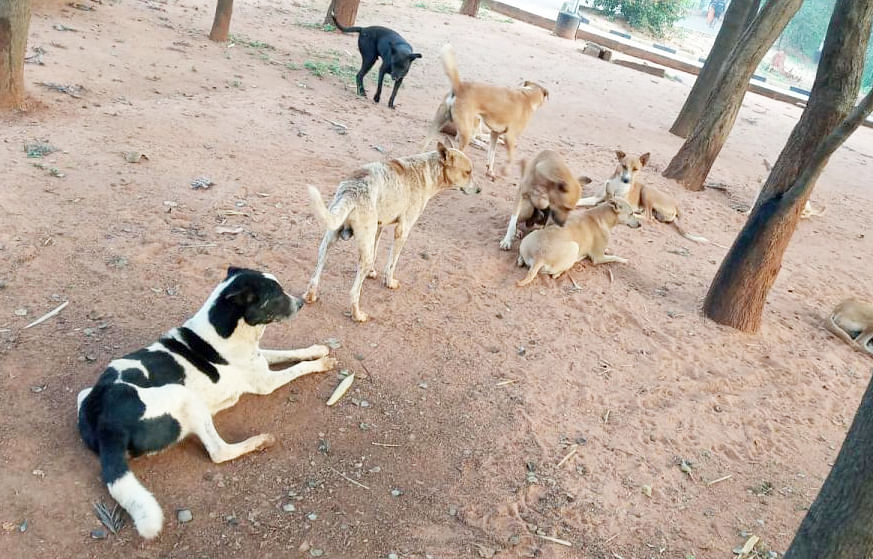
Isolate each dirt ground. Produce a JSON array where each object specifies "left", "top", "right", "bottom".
[{"left": 2, "top": 0, "right": 872, "bottom": 558}]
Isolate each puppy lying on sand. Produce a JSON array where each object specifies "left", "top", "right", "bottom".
[
  {"left": 826, "top": 298, "right": 873, "bottom": 357},
  {"left": 516, "top": 198, "right": 640, "bottom": 287},
  {"left": 305, "top": 142, "right": 475, "bottom": 322}
]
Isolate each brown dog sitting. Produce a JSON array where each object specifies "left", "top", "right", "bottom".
[
  {"left": 500, "top": 150, "right": 592, "bottom": 250},
  {"left": 424, "top": 44, "right": 549, "bottom": 180}
]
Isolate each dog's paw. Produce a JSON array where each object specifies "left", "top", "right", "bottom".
[
  {"left": 318, "top": 356, "right": 339, "bottom": 371},
  {"left": 614, "top": 257, "right": 629, "bottom": 264},
  {"left": 308, "top": 344, "right": 331, "bottom": 359},
  {"left": 499, "top": 239, "right": 513, "bottom": 251},
  {"left": 373, "top": 94, "right": 381, "bottom": 103},
  {"left": 352, "top": 309, "right": 369, "bottom": 322},
  {"left": 257, "top": 433, "right": 277, "bottom": 450},
  {"left": 384, "top": 277, "right": 399, "bottom": 289},
  {"left": 303, "top": 288, "right": 318, "bottom": 304},
  {"left": 366, "top": 269, "right": 378, "bottom": 279}
]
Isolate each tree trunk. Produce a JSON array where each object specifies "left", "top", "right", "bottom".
[
  {"left": 0, "top": 0, "right": 31, "bottom": 110},
  {"left": 669, "top": 0, "right": 760, "bottom": 138},
  {"left": 325, "top": 0, "right": 360, "bottom": 27},
  {"left": 459, "top": 0, "right": 482, "bottom": 17},
  {"left": 208, "top": 0, "right": 233, "bottom": 42},
  {"left": 703, "top": 0, "right": 873, "bottom": 333},
  {"left": 783, "top": 365, "right": 873, "bottom": 558},
  {"left": 662, "top": 0, "right": 802, "bottom": 191}
]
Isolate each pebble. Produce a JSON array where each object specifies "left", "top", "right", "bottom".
[
  {"left": 517, "top": 346, "right": 526, "bottom": 356},
  {"left": 360, "top": 400, "right": 370, "bottom": 408},
  {"left": 14, "top": 308, "right": 27, "bottom": 316},
  {"left": 368, "top": 466, "right": 381, "bottom": 473},
  {"left": 307, "top": 512, "right": 318, "bottom": 521},
  {"left": 282, "top": 503, "right": 296, "bottom": 513},
  {"left": 310, "top": 549, "right": 324, "bottom": 557},
  {"left": 0, "top": 280, "right": 7, "bottom": 289},
  {"left": 390, "top": 488, "right": 403, "bottom": 497},
  {"left": 177, "top": 509, "right": 193, "bottom": 523},
  {"left": 418, "top": 382, "right": 428, "bottom": 389},
  {"left": 448, "top": 507, "right": 457, "bottom": 516},
  {"left": 90, "top": 529, "right": 107, "bottom": 539},
  {"left": 388, "top": 554, "right": 399, "bottom": 559},
  {"left": 299, "top": 541, "right": 311, "bottom": 553}
]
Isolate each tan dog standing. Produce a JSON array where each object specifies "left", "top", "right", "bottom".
[
  {"left": 826, "top": 298, "right": 873, "bottom": 356},
  {"left": 500, "top": 150, "right": 592, "bottom": 250},
  {"left": 425, "top": 44, "right": 549, "bottom": 179},
  {"left": 305, "top": 143, "right": 475, "bottom": 322},
  {"left": 578, "top": 150, "right": 710, "bottom": 244},
  {"left": 516, "top": 198, "right": 641, "bottom": 287}
]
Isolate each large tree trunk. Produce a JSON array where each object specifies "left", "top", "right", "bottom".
[
  {"left": 783, "top": 366, "right": 873, "bottom": 558},
  {"left": 208, "top": 0, "right": 233, "bottom": 42},
  {"left": 703, "top": 0, "right": 873, "bottom": 333},
  {"left": 669, "top": 0, "right": 760, "bottom": 138},
  {"left": 0, "top": 0, "right": 31, "bottom": 110},
  {"left": 459, "top": 0, "right": 482, "bottom": 17},
  {"left": 662, "top": 0, "right": 802, "bottom": 191},
  {"left": 325, "top": 0, "right": 360, "bottom": 27}
]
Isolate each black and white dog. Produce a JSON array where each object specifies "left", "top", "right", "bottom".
[
  {"left": 331, "top": 14, "right": 422, "bottom": 109},
  {"left": 76, "top": 267, "right": 336, "bottom": 539}
]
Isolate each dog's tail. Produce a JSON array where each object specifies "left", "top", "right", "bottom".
[
  {"left": 330, "top": 13, "right": 362, "bottom": 34},
  {"left": 440, "top": 44, "right": 462, "bottom": 93},
  {"left": 308, "top": 185, "right": 354, "bottom": 231},
  {"left": 801, "top": 201, "right": 826, "bottom": 219},
  {"left": 669, "top": 219, "right": 709, "bottom": 245},
  {"left": 100, "top": 430, "right": 164, "bottom": 539}
]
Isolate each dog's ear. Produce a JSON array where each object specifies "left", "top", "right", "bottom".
[
  {"left": 436, "top": 141, "right": 448, "bottom": 161},
  {"left": 542, "top": 87, "right": 549, "bottom": 100},
  {"left": 223, "top": 283, "right": 256, "bottom": 304},
  {"left": 615, "top": 150, "right": 626, "bottom": 161},
  {"left": 578, "top": 175, "right": 593, "bottom": 185},
  {"left": 639, "top": 152, "right": 651, "bottom": 167},
  {"left": 226, "top": 266, "right": 246, "bottom": 279},
  {"left": 556, "top": 180, "right": 567, "bottom": 193},
  {"left": 409, "top": 52, "right": 422, "bottom": 60},
  {"left": 608, "top": 198, "right": 621, "bottom": 211}
]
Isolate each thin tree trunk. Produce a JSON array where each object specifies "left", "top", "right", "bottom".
[
  {"left": 325, "top": 0, "right": 360, "bottom": 27},
  {"left": 0, "top": 0, "right": 31, "bottom": 110},
  {"left": 669, "top": 0, "right": 760, "bottom": 138},
  {"left": 459, "top": 0, "right": 482, "bottom": 17},
  {"left": 208, "top": 0, "right": 233, "bottom": 42},
  {"left": 783, "top": 361, "right": 873, "bottom": 558},
  {"left": 703, "top": 0, "right": 873, "bottom": 333},
  {"left": 662, "top": 0, "right": 802, "bottom": 191}
]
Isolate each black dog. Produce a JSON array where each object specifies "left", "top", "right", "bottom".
[{"left": 331, "top": 14, "right": 421, "bottom": 109}]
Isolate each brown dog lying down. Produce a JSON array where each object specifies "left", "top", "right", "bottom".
[
  {"left": 826, "top": 298, "right": 873, "bottom": 357},
  {"left": 578, "top": 150, "right": 710, "bottom": 245},
  {"left": 516, "top": 198, "right": 641, "bottom": 287},
  {"left": 500, "top": 150, "right": 592, "bottom": 250},
  {"left": 425, "top": 44, "right": 549, "bottom": 179},
  {"left": 305, "top": 142, "right": 475, "bottom": 322}
]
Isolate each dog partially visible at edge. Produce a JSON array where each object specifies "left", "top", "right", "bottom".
[
  {"left": 500, "top": 150, "right": 592, "bottom": 250},
  {"left": 331, "top": 14, "right": 422, "bottom": 109},
  {"left": 305, "top": 142, "right": 476, "bottom": 322},
  {"left": 77, "top": 268, "right": 337, "bottom": 539},
  {"left": 578, "top": 150, "right": 711, "bottom": 245},
  {"left": 516, "top": 198, "right": 641, "bottom": 287},
  {"left": 424, "top": 44, "right": 549, "bottom": 179},
  {"left": 826, "top": 298, "right": 873, "bottom": 357}
]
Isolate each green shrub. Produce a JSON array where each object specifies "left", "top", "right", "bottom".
[{"left": 592, "top": 0, "right": 693, "bottom": 37}]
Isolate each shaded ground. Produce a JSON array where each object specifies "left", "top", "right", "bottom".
[{"left": 1, "top": 0, "right": 872, "bottom": 558}]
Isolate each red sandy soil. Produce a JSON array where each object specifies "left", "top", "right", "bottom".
[{"left": 1, "top": 1, "right": 872, "bottom": 558}]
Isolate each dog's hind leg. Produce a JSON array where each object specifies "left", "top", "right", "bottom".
[
  {"left": 186, "top": 397, "right": 276, "bottom": 463},
  {"left": 260, "top": 345, "right": 330, "bottom": 365},
  {"left": 350, "top": 226, "right": 378, "bottom": 322},
  {"left": 383, "top": 220, "right": 413, "bottom": 290},
  {"left": 304, "top": 229, "right": 338, "bottom": 303},
  {"left": 368, "top": 226, "right": 383, "bottom": 279},
  {"left": 356, "top": 53, "right": 378, "bottom": 97},
  {"left": 501, "top": 133, "right": 518, "bottom": 178},
  {"left": 485, "top": 131, "right": 500, "bottom": 179},
  {"left": 517, "top": 261, "right": 545, "bottom": 287}
]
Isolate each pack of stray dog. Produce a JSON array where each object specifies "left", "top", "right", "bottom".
[{"left": 74, "top": 7, "right": 857, "bottom": 543}]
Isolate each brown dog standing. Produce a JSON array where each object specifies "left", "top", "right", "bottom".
[
  {"left": 425, "top": 44, "right": 549, "bottom": 179},
  {"left": 500, "top": 150, "right": 591, "bottom": 250}
]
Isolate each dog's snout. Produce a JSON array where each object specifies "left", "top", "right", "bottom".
[{"left": 621, "top": 176, "right": 630, "bottom": 184}]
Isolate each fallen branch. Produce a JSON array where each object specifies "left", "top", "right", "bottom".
[{"left": 24, "top": 301, "right": 69, "bottom": 329}]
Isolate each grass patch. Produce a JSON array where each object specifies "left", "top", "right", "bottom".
[
  {"left": 413, "top": 2, "right": 456, "bottom": 14},
  {"left": 295, "top": 21, "right": 337, "bottom": 32},
  {"left": 303, "top": 59, "right": 357, "bottom": 81},
  {"left": 24, "top": 140, "right": 58, "bottom": 158},
  {"left": 229, "top": 34, "right": 275, "bottom": 50}
]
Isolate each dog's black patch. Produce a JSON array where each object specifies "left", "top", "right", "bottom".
[
  {"left": 156, "top": 327, "right": 228, "bottom": 384},
  {"left": 209, "top": 269, "right": 294, "bottom": 338},
  {"left": 78, "top": 377, "right": 182, "bottom": 484},
  {"left": 525, "top": 208, "right": 551, "bottom": 229},
  {"left": 121, "top": 348, "right": 186, "bottom": 387},
  {"left": 340, "top": 225, "right": 354, "bottom": 240}
]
